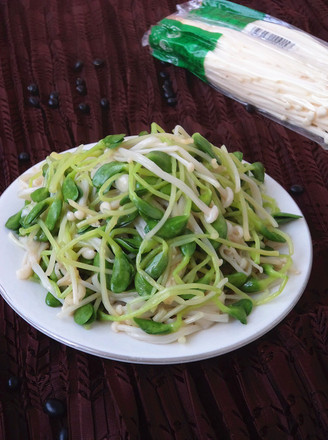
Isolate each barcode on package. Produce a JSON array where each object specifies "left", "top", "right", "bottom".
[{"left": 250, "top": 27, "right": 295, "bottom": 49}]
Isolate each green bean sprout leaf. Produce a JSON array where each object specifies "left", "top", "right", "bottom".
[
  {"left": 131, "top": 194, "right": 163, "bottom": 220},
  {"left": 191, "top": 188, "right": 212, "bottom": 212},
  {"left": 110, "top": 251, "right": 134, "bottom": 293},
  {"left": 180, "top": 240, "right": 196, "bottom": 258},
  {"left": 31, "top": 187, "right": 50, "bottom": 202},
  {"left": 44, "top": 198, "right": 62, "bottom": 231},
  {"left": 232, "top": 151, "right": 243, "bottom": 161},
  {"left": 259, "top": 225, "right": 286, "bottom": 243},
  {"left": 102, "top": 134, "right": 126, "bottom": 149},
  {"left": 133, "top": 318, "right": 173, "bottom": 335},
  {"left": 262, "top": 264, "right": 285, "bottom": 279},
  {"left": 21, "top": 200, "right": 49, "bottom": 227},
  {"left": 145, "top": 215, "right": 188, "bottom": 239},
  {"left": 116, "top": 210, "right": 139, "bottom": 227},
  {"left": 211, "top": 214, "right": 228, "bottom": 239},
  {"left": 135, "top": 273, "right": 153, "bottom": 296},
  {"left": 62, "top": 176, "right": 79, "bottom": 202},
  {"left": 251, "top": 162, "right": 265, "bottom": 183},
  {"left": 74, "top": 303, "right": 94, "bottom": 325},
  {"left": 77, "top": 225, "right": 94, "bottom": 234},
  {"left": 227, "top": 272, "right": 248, "bottom": 287},
  {"left": 45, "top": 292, "right": 62, "bottom": 308},
  {"left": 135, "top": 176, "right": 158, "bottom": 192},
  {"left": 5, "top": 209, "right": 23, "bottom": 230},
  {"left": 272, "top": 212, "right": 302, "bottom": 225},
  {"left": 145, "top": 249, "right": 169, "bottom": 279},
  {"left": 179, "top": 294, "right": 195, "bottom": 300},
  {"left": 227, "top": 299, "right": 253, "bottom": 324},
  {"left": 146, "top": 151, "right": 172, "bottom": 173},
  {"left": 42, "top": 163, "right": 49, "bottom": 177},
  {"left": 115, "top": 237, "right": 141, "bottom": 254},
  {"left": 192, "top": 132, "right": 216, "bottom": 159},
  {"left": 240, "top": 278, "right": 262, "bottom": 293},
  {"left": 92, "top": 162, "right": 127, "bottom": 189},
  {"left": 160, "top": 183, "right": 171, "bottom": 195}
]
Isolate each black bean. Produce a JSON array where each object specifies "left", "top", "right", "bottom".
[
  {"left": 44, "top": 398, "right": 66, "bottom": 417},
  {"left": 49, "top": 91, "right": 59, "bottom": 100},
  {"left": 18, "top": 152, "right": 30, "bottom": 162},
  {"left": 58, "top": 426, "right": 68, "bottom": 440},
  {"left": 162, "top": 84, "right": 174, "bottom": 93},
  {"left": 159, "top": 71, "right": 169, "bottom": 79},
  {"left": 76, "top": 77, "right": 85, "bottom": 86},
  {"left": 163, "top": 84, "right": 175, "bottom": 98},
  {"left": 28, "top": 96, "right": 40, "bottom": 108},
  {"left": 163, "top": 90, "right": 175, "bottom": 99},
  {"left": 76, "top": 84, "right": 87, "bottom": 95},
  {"left": 245, "top": 103, "right": 256, "bottom": 113},
  {"left": 27, "top": 83, "right": 39, "bottom": 95},
  {"left": 162, "top": 79, "right": 172, "bottom": 89},
  {"left": 163, "top": 81, "right": 175, "bottom": 95},
  {"left": 7, "top": 376, "right": 20, "bottom": 390},
  {"left": 290, "top": 184, "right": 304, "bottom": 194},
  {"left": 92, "top": 58, "right": 105, "bottom": 67},
  {"left": 167, "top": 97, "right": 177, "bottom": 106},
  {"left": 78, "top": 103, "right": 90, "bottom": 114},
  {"left": 100, "top": 97, "right": 109, "bottom": 109},
  {"left": 73, "top": 60, "right": 84, "bottom": 72},
  {"left": 48, "top": 98, "right": 59, "bottom": 108}
]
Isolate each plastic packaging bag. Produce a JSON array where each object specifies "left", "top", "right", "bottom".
[{"left": 144, "top": 0, "right": 328, "bottom": 149}]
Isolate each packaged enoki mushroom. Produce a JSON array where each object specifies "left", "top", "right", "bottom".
[{"left": 144, "top": 0, "right": 328, "bottom": 149}]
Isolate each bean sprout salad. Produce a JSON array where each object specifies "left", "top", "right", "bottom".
[{"left": 5, "top": 124, "right": 300, "bottom": 344}]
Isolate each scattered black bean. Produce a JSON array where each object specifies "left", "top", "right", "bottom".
[
  {"left": 162, "top": 79, "right": 173, "bottom": 92},
  {"left": 78, "top": 103, "right": 90, "bottom": 114},
  {"left": 7, "top": 376, "right": 20, "bottom": 390},
  {"left": 18, "top": 152, "right": 30, "bottom": 162},
  {"left": 245, "top": 103, "right": 256, "bottom": 113},
  {"left": 160, "top": 76, "right": 177, "bottom": 104},
  {"left": 49, "top": 91, "right": 59, "bottom": 100},
  {"left": 44, "top": 398, "right": 66, "bottom": 417},
  {"left": 162, "top": 86, "right": 175, "bottom": 98},
  {"left": 290, "top": 184, "right": 304, "bottom": 194},
  {"left": 27, "top": 83, "right": 39, "bottom": 95},
  {"left": 48, "top": 98, "right": 59, "bottom": 108},
  {"left": 92, "top": 58, "right": 105, "bottom": 68},
  {"left": 28, "top": 96, "right": 40, "bottom": 108},
  {"left": 76, "top": 84, "right": 87, "bottom": 95},
  {"left": 58, "top": 426, "right": 68, "bottom": 440},
  {"left": 75, "top": 77, "right": 85, "bottom": 87},
  {"left": 167, "top": 97, "right": 177, "bottom": 106},
  {"left": 100, "top": 97, "right": 109, "bottom": 109},
  {"left": 159, "top": 71, "right": 169, "bottom": 79},
  {"left": 163, "top": 90, "right": 175, "bottom": 99},
  {"left": 73, "top": 60, "right": 84, "bottom": 72}
]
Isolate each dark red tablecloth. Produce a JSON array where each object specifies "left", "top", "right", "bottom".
[{"left": 0, "top": 1, "right": 328, "bottom": 439}]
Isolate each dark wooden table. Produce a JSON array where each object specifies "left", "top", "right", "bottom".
[{"left": 0, "top": 1, "right": 327, "bottom": 439}]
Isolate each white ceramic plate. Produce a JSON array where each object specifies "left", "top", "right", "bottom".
[{"left": 0, "top": 147, "right": 312, "bottom": 364}]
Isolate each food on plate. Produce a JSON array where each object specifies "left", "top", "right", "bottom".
[{"left": 5, "top": 124, "right": 300, "bottom": 343}]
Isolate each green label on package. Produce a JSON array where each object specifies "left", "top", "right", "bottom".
[
  {"left": 149, "top": 18, "right": 222, "bottom": 82},
  {"left": 148, "top": 1, "right": 266, "bottom": 81},
  {"left": 190, "top": 0, "right": 265, "bottom": 30}
]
